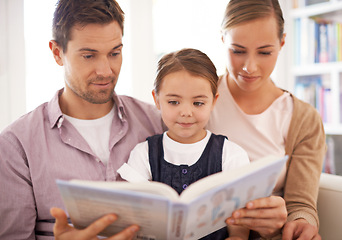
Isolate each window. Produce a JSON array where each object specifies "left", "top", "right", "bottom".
[{"left": 24, "top": 0, "right": 284, "bottom": 111}]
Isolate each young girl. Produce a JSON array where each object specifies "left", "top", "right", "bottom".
[{"left": 118, "top": 48, "right": 250, "bottom": 239}]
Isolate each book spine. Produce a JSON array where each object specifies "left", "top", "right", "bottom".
[{"left": 167, "top": 203, "right": 187, "bottom": 240}]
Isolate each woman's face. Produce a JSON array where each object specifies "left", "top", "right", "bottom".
[{"left": 222, "top": 16, "right": 285, "bottom": 92}]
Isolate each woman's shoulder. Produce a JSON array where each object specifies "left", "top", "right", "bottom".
[{"left": 288, "top": 92, "right": 322, "bottom": 119}]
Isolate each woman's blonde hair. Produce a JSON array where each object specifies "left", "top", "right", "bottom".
[{"left": 221, "top": 0, "right": 284, "bottom": 42}]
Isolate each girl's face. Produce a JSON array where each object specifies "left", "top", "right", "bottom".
[
  {"left": 222, "top": 16, "right": 285, "bottom": 92},
  {"left": 153, "top": 70, "right": 218, "bottom": 144}
]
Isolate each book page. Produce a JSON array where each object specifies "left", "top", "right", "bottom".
[
  {"left": 180, "top": 155, "right": 287, "bottom": 202},
  {"left": 179, "top": 155, "right": 288, "bottom": 240},
  {"left": 69, "top": 179, "right": 180, "bottom": 200},
  {"left": 57, "top": 180, "right": 177, "bottom": 240}
]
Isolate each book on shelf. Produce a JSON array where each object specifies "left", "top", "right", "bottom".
[
  {"left": 305, "top": 0, "right": 329, "bottom": 6},
  {"left": 56, "top": 155, "right": 288, "bottom": 240},
  {"left": 323, "top": 136, "right": 336, "bottom": 174},
  {"left": 294, "top": 75, "right": 332, "bottom": 123},
  {"left": 292, "top": 0, "right": 330, "bottom": 8},
  {"left": 293, "top": 18, "right": 342, "bottom": 65}
]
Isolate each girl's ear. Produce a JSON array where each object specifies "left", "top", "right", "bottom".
[
  {"left": 211, "top": 93, "right": 219, "bottom": 110},
  {"left": 49, "top": 40, "right": 64, "bottom": 66},
  {"left": 152, "top": 89, "right": 161, "bottom": 110}
]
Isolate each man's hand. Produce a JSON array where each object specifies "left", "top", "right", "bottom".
[
  {"left": 50, "top": 207, "right": 139, "bottom": 240},
  {"left": 282, "top": 218, "right": 321, "bottom": 240}
]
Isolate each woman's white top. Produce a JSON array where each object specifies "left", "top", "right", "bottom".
[{"left": 206, "top": 77, "right": 293, "bottom": 195}]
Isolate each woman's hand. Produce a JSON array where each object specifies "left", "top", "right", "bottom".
[
  {"left": 282, "top": 218, "right": 321, "bottom": 240},
  {"left": 50, "top": 207, "right": 139, "bottom": 240},
  {"left": 226, "top": 196, "right": 287, "bottom": 238}
]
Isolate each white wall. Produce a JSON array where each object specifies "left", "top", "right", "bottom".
[
  {"left": 0, "top": 0, "right": 289, "bottom": 132},
  {"left": 0, "top": 0, "right": 26, "bottom": 132}
]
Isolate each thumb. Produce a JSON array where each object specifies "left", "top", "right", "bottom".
[{"left": 50, "top": 207, "right": 72, "bottom": 234}]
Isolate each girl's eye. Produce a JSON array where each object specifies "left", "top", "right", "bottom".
[
  {"left": 194, "top": 102, "right": 204, "bottom": 106},
  {"left": 168, "top": 101, "right": 179, "bottom": 105}
]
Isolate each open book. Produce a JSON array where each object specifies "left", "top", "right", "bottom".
[{"left": 57, "top": 155, "right": 287, "bottom": 240}]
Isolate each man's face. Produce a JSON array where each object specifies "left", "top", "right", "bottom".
[{"left": 58, "top": 21, "right": 123, "bottom": 105}]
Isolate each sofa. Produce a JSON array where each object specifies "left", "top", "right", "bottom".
[{"left": 317, "top": 173, "right": 342, "bottom": 239}]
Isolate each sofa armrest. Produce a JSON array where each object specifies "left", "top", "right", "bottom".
[{"left": 317, "top": 173, "right": 342, "bottom": 240}]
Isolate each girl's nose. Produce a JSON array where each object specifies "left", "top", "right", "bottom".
[{"left": 180, "top": 105, "right": 192, "bottom": 117}]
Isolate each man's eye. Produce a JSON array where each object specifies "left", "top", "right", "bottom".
[
  {"left": 168, "top": 101, "right": 179, "bottom": 105},
  {"left": 194, "top": 102, "right": 204, "bottom": 106},
  {"left": 83, "top": 55, "right": 93, "bottom": 59},
  {"left": 110, "top": 52, "right": 120, "bottom": 57}
]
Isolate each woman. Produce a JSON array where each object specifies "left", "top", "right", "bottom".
[{"left": 207, "top": 0, "right": 326, "bottom": 239}]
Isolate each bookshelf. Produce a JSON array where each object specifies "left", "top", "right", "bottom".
[
  {"left": 288, "top": 0, "right": 342, "bottom": 135},
  {"left": 288, "top": 0, "right": 342, "bottom": 175}
]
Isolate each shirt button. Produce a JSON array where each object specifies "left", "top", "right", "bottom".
[
  {"left": 57, "top": 118, "right": 63, "bottom": 128},
  {"left": 183, "top": 184, "right": 188, "bottom": 189},
  {"left": 182, "top": 169, "right": 187, "bottom": 174}
]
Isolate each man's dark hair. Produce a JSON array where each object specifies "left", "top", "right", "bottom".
[{"left": 52, "top": 0, "right": 124, "bottom": 52}]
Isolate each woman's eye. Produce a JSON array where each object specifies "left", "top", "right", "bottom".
[
  {"left": 232, "top": 49, "right": 245, "bottom": 54},
  {"left": 259, "top": 51, "right": 271, "bottom": 55}
]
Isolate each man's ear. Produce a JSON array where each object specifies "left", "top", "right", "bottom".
[
  {"left": 49, "top": 40, "right": 64, "bottom": 66},
  {"left": 152, "top": 89, "right": 160, "bottom": 110}
]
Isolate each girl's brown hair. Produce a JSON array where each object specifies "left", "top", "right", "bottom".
[{"left": 155, "top": 48, "right": 218, "bottom": 97}]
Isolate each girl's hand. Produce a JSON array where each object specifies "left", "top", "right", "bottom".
[
  {"left": 282, "top": 218, "right": 321, "bottom": 240},
  {"left": 50, "top": 207, "right": 139, "bottom": 240},
  {"left": 226, "top": 196, "right": 287, "bottom": 238}
]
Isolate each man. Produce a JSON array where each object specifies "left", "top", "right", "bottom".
[{"left": 0, "top": 0, "right": 163, "bottom": 239}]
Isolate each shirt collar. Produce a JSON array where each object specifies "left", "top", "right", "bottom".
[{"left": 47, "top": 88, "right": 126, "bottom": 129}]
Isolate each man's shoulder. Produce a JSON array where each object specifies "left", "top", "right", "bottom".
[
  {"left": 1, "top": 102, "right": 49, "bottom": 137},
  {"left": 118, "top": 94, "right": 154, "bottom": 106},
  {"left": 116, "top": 94, "right": 164, "bottom": 131},
  {"left": 117, "top": 95, "right": 159, "bottom": 115}
]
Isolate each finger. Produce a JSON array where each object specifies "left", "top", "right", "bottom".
[
  {"left": 107, "top": 225, "right": 140, "bottom": 240},
  {"left": 282, "top": 221, "right": 295, "bottom": 240},
  {"left": 50, "top": 207, "right": 72, "bottom": 233},
  {"left": 233, "top": 207, "right": 286, "bottom": 220},
  {"left": 246, "top": 196, "right": 285, "bottom": 209},
  {"left": 227, "top": 216, "right": 283, "bottom": 230},
  {"left": 79, "top": 214, "right": 118, "bottom": 238},
  {"left": 228, "top": 222, "right": 280, "bottom": 239},
  {"left": 312, "top": 235, "right": 322, "bottom": 240},
  {"left": 296, "top": 225, "right": 319, "bottom": 240}
]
